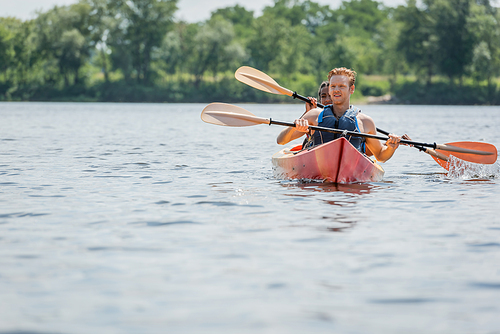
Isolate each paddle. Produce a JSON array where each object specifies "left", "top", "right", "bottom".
[
  {"left": 375, "top": 126, "right": 448, "bottom": 166},
  {"left": 374, "top": 127, "right": 498, "bottom": 169},
  {"left": 235, "top": 66, "right": 498, "bottom": 166},
  {"left": 201, "top": 103, "right": 497, "bottom": 159}
]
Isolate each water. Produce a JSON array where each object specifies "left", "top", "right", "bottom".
[{"left": 1, "top": 102, "right": 500, "bottom": 334}]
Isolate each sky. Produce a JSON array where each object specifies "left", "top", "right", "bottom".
[{"left": 0, "top": 0, "right": 408, "bottom": 22}]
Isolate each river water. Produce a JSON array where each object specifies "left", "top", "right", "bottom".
[{"left": 1, "top": 102, "right": 500, "bottom": 334}]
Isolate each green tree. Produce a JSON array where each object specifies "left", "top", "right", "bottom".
[
  {"left": 82, "top": 0, "right": 117, "bottom": 82},
  {"left": 467, "top": 2, "right": 500, "bottom": 94},
  {"left": 189, "top": 17, "right": 246, "bottom": 84},
  {"left": 308, "top": 39, "right": 356, "bottom": 82},
  {"left": 108, "top": 0, "right": 178, "bottom": 83},
  {"left": 308, "top": 15, "right": 350, "bottom": 81},
  {"left": 396, "top": 0, "right": 438, "bottom": 84},
  {"left": 429, "top": 0, "right": 475, "bottom": 84},
  {"left": 210, "top": 5, "right": 255, "bottom": 41},
  {"left": 336, "top": 0, "right": 387, "bottom": 37},
  {"left": 247, "top": 13, "right": 312, "bottom": 76},
  {"left": 397, "top": 0, "right": 477, "bottom": 85},
  {"left": 0, "top": 17, "right": 42, "bottom": 96},
  {"left": 34, "top": 2, "right": 93, "bottom": 87},
  {"left": 58, "top": 29, "right": 87, "bottom": 86},
  {"left": 0, "top": 19, "right": 16, "bottom": 78},
  {"left": 153, "top": 30, "right": 183, "bottom": 76},
  {"left": 377, "top": 13, "right": 409, "bottom": 86},
  {"left": 211, "top": 5, "right": 254, "bottom": 27},
  {"left": 334, "top": 0, "right": 392, "bottom": 74},
  {"left": 262, "top": 0, "right": 333, "bottom": 34},
  {"left": 263, "top": 0, "right": 309, "bottom": 26}
]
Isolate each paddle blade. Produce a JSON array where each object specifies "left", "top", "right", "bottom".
[
  {"left": 201, "top": 103, "right": 270, "bottom": 127},
  {"left": 435, "top": 141, "right": 497, "bottom": 165},
  {"left": 430, "top": 155, "right": 450, "bottom": 170},
  {"left": 418, "top": 148, "right": 450, "bottom": 170},
  {"left": 235, "top": 66, "right": 294, "bottom": 96}
]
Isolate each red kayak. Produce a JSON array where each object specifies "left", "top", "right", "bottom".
[{"left": 272, "top": 137, "right": 385, "bottom": 183}]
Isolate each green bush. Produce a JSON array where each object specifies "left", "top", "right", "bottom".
[
  {"left": 358, "top": 80, "right": 391, "bottom": 97},
  {"left": 393, "top": 81, "right": 500, "bottom": 105},
  {"left": 2, "top": 75, "right": 499, "bottom": 105}
]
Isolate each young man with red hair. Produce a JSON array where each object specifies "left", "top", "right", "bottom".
[{"left": 277, "top": 67, "right": 401, "bottom": 163}]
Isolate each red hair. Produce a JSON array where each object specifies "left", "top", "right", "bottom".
[{"left": 327, "top": 67, "right": 357, "bottom": 86}]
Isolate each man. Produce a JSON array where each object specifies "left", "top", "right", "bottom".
[{"left": 277, "top": 67, "right": 401, "bottom": 163}]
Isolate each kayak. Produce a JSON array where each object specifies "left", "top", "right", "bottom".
[{"left": 272, "top": 137, "right": 385, "bottom": 183}]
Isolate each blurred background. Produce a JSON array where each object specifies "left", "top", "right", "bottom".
[{"left": 0, "top": 0, "right": 499, "bottom": 104}]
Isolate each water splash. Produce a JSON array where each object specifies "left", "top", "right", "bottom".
[{"left": 447, "top": 155, "right": 500, "bottom": 180}]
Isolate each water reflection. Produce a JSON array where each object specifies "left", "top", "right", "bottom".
[
  {"left": 280, "top": 181, "right": 377, "bottom": 208},
  {"left": 280, "top": 181, "right": 379, "bottom": 233},
  {"left": 324, "top": 224, "right": 355, "bottom": 233},
  {"left": 288, "top": 220, "right": 356, "bottom": 233},
  {"left": 280, "top": 180, "right": 377, "bottom": 195}
]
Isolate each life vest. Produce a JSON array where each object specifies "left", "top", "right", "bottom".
[{"left": 310, "top": 105, "right": 365, "bottom": 153}]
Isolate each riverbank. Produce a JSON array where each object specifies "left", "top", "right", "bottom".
[{"left": 1, "top": 74, "right": 499, "bottom": 105}]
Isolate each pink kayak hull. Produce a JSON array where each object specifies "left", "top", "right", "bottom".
[{"left": 272, "top": 137, "right": 384, "bottom": 183}]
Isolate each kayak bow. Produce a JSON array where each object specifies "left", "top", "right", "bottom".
[{"left": 272, "top": 137, "right": 385, "bottom": 183}]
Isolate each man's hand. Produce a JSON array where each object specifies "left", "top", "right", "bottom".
[
  {"left": 294, "top": 119, "right": 309, "bottom": 133},
  {"left": 386, "top": 133, "right": 401, "bottom": 150}
]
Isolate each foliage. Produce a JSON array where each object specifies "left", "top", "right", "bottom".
[
  {"left": 359, "top": 78, "right": 391, "bottom": 96},
  {"left": 0, "top": 0, "right": 499, "bottom": 104},
  {"left": 107, "top": 0, "right": 178, "bottom": 83},
  {"left": 190, "top": 17, "right": 246, "bottom": 84},
  {"left": 393, "top": 79, "right": 500, "bottom": 104},
  {"left": 466, "top": 2, "right": 500, "bottom": 95}
]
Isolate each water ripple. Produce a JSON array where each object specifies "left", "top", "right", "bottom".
[
  {"left": 369, "top": 298, "right": 439, "bottom": 304},
  {"left": 87, "top": 247, "right": 161, "bottom": 252},
  {"left": 143, "top": 220, "right": 201, "bottom": 227},
  {"left": 15, "top": 255, "right": 39, "bottom": 259},
  {"left": 196, "top": 201, "right": 238, "bottom": 206},
  {"left": 468, "top": 242, "right": 500, "bottom": 248},
  {"left": 28, "top": 195, "right": 65, "bottom": 198},
  {"left": 0, "top": 331, "right": 61, "bottom": 334},
  {"left": 0, "top": 212, "right": 50, "bottom": 218},
  {"left": 469, "top": 282, "right": 500, "bottom": 289}
]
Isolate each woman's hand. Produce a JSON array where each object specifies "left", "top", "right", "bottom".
[
  {"left": 305, "top": 97, "right": 318, "bottom": 113},
  {"left": 401, "top": 134, "right": 413, "bottom": 147}
]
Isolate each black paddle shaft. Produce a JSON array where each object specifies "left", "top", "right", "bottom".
[
  {"left": 292, "top": 91, "right": 429, "bottom": 151},
  {"left": 292, "top": 91, "right": 389, "bottom": 135},
  {"left": 269, "top": 118, "right": 438, "bottom": 149},
  {"left": 292, "top": 91, "right": 324, "bottom": 108}
]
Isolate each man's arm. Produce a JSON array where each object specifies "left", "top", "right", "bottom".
[
  {"left": 359, "top": 114, "right": 400, "bottom": 162},
  {"left": 277, "top": 108, "right": 321, "bottom": 145}
]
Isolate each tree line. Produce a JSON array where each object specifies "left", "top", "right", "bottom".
[{"left": 1, "top": 0, "right": 499, "bottom": 104}]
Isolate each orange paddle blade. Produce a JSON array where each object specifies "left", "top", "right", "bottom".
[
  {"left": 429, "top": 141, "right": 498, "bottom": 169},
  {"left": 435, "top": 142, "right": 497, "bottom": 165},
  {"left": 430, "top": 154, "right": 450, "bottom": 170}
]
